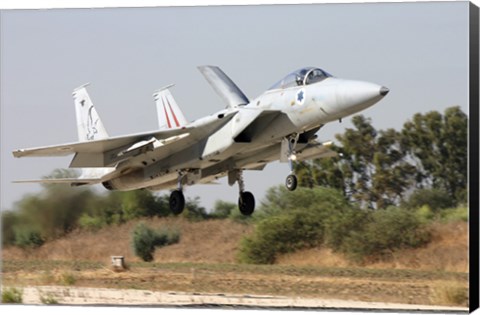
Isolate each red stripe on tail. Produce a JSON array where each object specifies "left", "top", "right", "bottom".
[
  {"left": 162, "top": 97, "right": 172, "bottom": 128},
  {"left": 166, "top": 98, "right": 181, "bottom": 127}
]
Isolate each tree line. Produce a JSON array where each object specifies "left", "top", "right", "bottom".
[{"left": 295, "top": 106, "right": 467, "bottom": 209}]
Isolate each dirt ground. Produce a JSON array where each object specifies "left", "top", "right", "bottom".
[
  {"left": 1, "top": 260, "right": 468, "bottom": 307},
  {"left": 1, "top": 219, "right": 469, "bottom": 308}
]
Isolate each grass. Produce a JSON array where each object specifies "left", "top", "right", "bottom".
[
  {"left": 60, "top": 272, "right": 77, "bottom": 285},
  {"left": 2, "top": 259, "right": 467, "bottom": 283},
  {"left": 40, "top": 293, "right": 59, "bottom": 305},
  {"left": 133, "top": 261, "right": 467, "bottom": 282},
  {"left": 2, "top": 287, "right": 23, "bottom": 303},
  {"left": 1, "top": 260, "right": 103, "bottom": 273},
  {"left": 431, "top": 282, "right": 468, "bottom": 306}
]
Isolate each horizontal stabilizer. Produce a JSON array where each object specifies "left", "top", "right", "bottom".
[
  {"left": 12, "top": 128, "right": 191, "bottom": 159},
  {"left": 198, "top": 65, "right": 249, "bottom": 108},
  {"left": 13, "top": 177, "right": 102, "bottom": 186}
]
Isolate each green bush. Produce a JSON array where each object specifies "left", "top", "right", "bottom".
[
  {"left": 132, "top": 223, "right": 180, "bottom": 262},
  {"left": 256, "top": 186, "right": 349, "bottom": 219},
  {"left": 415, "top": 205, "right": 435, "bottom": 223},
  {"left": 238, "top": 211, "right": 325, "bottom": 264},
  {"left": 238, "top": 186, "right": 434, "bottom": 265},
  {"left": 14, "top": 226, "right": 45, "bottom": 248},
  {"left": 402, "top": 188, "right": 454, "bottom": 212},
  {"left": 60, "top": 273, "right": 77, "bottom": 285},
  {"left": 440, "top": 205, "right": 468, "bottom": 222},
  {"left": 78, "top": 214, "right": 106, "bottom": 231},
  {"left": 323, "top": 207, "right": 371, "bottom": 252},
  {"left": 2, "top": 287, "right": 23, "bottom": 303},
  {"left": 40, "top": 293, "right": 58, "bottom": 305},
  {"left": 238, "top": 186, "right": 350, "bottom": 264},
  {"left": 340, "top": 207, "right": 431, "bottom": 262}
]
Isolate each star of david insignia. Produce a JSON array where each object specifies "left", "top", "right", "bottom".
[{"left": 296, "top": 90, "right": 305, "bottom": 104}]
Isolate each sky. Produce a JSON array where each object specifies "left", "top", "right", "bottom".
[{"left": 0, "top": 1, "right": 470, "bottom": 212}]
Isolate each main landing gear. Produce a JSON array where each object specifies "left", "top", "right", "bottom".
[
  {"left": 169, "top": 172, "right": 185, "bottom": 215},
  {"left": 236, "top": 170, "right": 255, "bottom": 216}
]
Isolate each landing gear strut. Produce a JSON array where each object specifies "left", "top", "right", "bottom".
[
  {"left": 285, "top": 134, "right": 299, "bottom": 191},
  {"left": 236, "top": 170, "right": 255, "bottom": 216},
  {"left": 169, "top": 172, "right": 186, "bottom": 215}
]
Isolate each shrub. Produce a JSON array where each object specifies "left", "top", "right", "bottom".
[
  {"left": 402, "top": 188, "right": 454, "bottom": 212},
  {"left": 440, "top": 205, "right": 468, "bottom": 222},
  {"left": 237, "top": 186, "right": 350, "bottom": 264},
  {"left": 415, "top": 205, "right": 435, "bottom": 223},
  {"left": 256, "top": 186, "right": 350, "bottom": 219},
  {"left": 78, "top": 214, "right": 106, "bottom": 231},
  {"left": 2, "top": 287, "right": 23, "bottom": 303},
  {"left": 13, "top": 226, "right": 45, "bottom": 248},
  {"left": 323, "top": 207, "right": 371, "bottom": 252},
  {"left": 60, "top": 273, "right": 77, "bottom": 285},
  {"left": 155, "top": 227, "right": 180, "bottom": 246},
  {"left": 432, "top": 282, "right": 468, "bottom": 306},
  {"left": 238, "top": 211, "right": 325, "bottom": 264},
  {"left": 340, "top": 207, "right": 431, "bottom": 262},
  {"left": 40, "top": 293, "right": 59, "bottom": 304},
  {"left": 132, "top": 223, "right": 180, "bottom": 262}
]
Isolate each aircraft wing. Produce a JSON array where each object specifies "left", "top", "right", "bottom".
[{"left": 13, "top": 110, "right": 237, "bottom": 167}]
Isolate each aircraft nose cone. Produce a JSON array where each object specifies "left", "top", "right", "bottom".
[
  {"left": 380, "top": 86, "right": 390, "bottom": 96},
  {"left": 333, "top": 80, "right": 388, "bottom": 115}
]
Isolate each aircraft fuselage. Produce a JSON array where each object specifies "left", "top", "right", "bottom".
[{"left": 103, "top": 76, "right": 387, "bottom": 192}]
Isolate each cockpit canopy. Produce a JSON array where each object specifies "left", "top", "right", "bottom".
[{"left": 268, "top": 67, "right": 332, "bottom": 90}]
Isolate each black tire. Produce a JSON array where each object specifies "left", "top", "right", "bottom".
[
  {"left": 285, "top": 174, "right": 298, "bottom": 191},
  {"left": 169, "top": 190, "right": 185, "bottom": 215},
  {"left": 238, "top": 191, "right": 255, "bottom": 216}
]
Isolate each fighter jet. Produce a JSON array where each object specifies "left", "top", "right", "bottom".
[{"left": 13, "top": 66, "right": 389, "bottom": 216}]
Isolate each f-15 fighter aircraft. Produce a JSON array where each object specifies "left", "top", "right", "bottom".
[{"left": 13, "top": 66, "right": 389, "bottom": 216}]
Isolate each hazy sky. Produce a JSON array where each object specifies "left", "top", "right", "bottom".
[{"left": 1, "top": 2, "right": 470, "bottom": 211}]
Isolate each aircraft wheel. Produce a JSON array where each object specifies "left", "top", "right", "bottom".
[
  {"left": 170, "top": 190, "right": 185, "bottom": 215},
  {"left": 238, "top": 191, "right": 255, "bottom": 216},
  {"left": 285, "top": 174, "right": 298, "bottom": 191}
]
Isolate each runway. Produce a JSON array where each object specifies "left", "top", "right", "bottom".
[{"left": 14, "top": 285, "right": 468, "bottom": 312}]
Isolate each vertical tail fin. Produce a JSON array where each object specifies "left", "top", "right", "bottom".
[
  {"left": 72, "top": 84, "right": 112, "bottom": 180},
  {"left": 73, "top": 84, "right": 109, "bottom": 142},
  {"left": 153, "top": 85, "right": 188, "bottom": 129}
]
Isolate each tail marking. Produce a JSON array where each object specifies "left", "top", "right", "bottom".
[{"left": 153, "top": 85, "right": 187, "bottom": 129}]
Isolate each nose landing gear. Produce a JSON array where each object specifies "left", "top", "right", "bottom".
[
  {"left": 283, "top": 134, "right": 299, "bottom": 191},
  {"left": 285, "top": 174, "right": 298, "bottom": 191}
]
